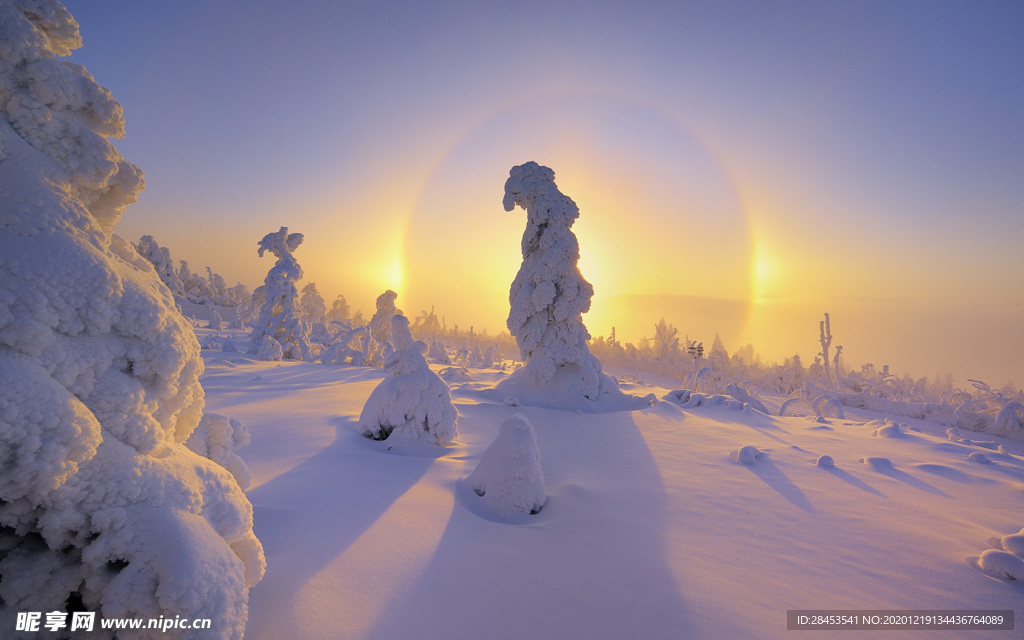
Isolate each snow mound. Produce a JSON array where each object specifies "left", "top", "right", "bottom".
[
  {"left": 359, "top": 315, "right": 458, "bottom": 446},
  {"left": 860, "top": 457, "right": 894, "bottom": 469},
  {"left": 488, "top": 365, "right": 648, "bottom": 413},
  {"left": 664, "top": 390, "right": 756, "bottom": 413},
  {"left": 978, "top": 549, "right": 1024, "bottom": 580},
  {"left": 815, "top": 455, "right": 835, "bottom": 467},
  {"left": 968, "top": 452, "right": 990, "bottom": 464},
  {"left": 438, "top": 366, "right": 472, "bottom": 382},
  {"left": 465, "top": 415, "right": 547, "bottom": 518},
  {"left": 731, "top": 445, "right": 763, "bottom": 464},
  {"left": 873, "top": 419, "right": 905, "bottom": 438},
  {"left": 1000, "top": 533, "right": 1024, "bottom": 556}
]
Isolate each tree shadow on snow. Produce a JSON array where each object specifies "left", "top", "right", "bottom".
[
  {"left": 822, "top": 466, "right": 886, "bottom": 498},
  {"left": 363, "top": 406, "right": 696, "bottom": 640},
  {"left": 244, "top": 416, "right": 435, "bottom": 638},
  {"left": 863, "top": 462, "right": 952, "bottom": 498},
  {"left": 739, "top": 455, "right": 816, "bottom": 513}
]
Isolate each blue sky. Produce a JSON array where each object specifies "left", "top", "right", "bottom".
[{"left": 62, "top": 0, "right": 1024, "bottom": 384}]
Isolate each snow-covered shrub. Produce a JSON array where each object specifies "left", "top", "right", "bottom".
[
  {"left": 466, "top": 415, "right": 546, "bottom": 517},
  {"left": 995, "top": 401, "right": 1024, "bottom": 434},
  {"left": 724, "top": 384, "right": 769, "bottom": 414},
  {"left": 248, "top": 227, "right": 312, "bottom": 360},
  {"left": 185, "top": 414, "right": 252, "bottom": 490},
  {"left": 209, "top": 309, "right": 223, "bottom": 331},
  {"left": 0, "top": 3, "right": 264, "bottom": 635},
  {"left": 500, "top": 161, "right": 618, "bottom": 401},
  {"left": 428, "top": 340, "right": 450, "bottom": 364},
  {"left": 359, "top": 315, "right": 458, "bottom": 445},
  {"left": 256, "top": 335, "right": 284, "bottom": 361},
  {"left": 319, "top": 325, "right": 370, "bottom": 366}
]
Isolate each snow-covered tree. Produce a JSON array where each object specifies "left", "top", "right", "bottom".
[
  {"left": 249, "top": 227, "right": 312, "bottom": 360},
  {"left": 412, "top": 306, "right": 442, "bottom": 342},
  {"left": 326, "top": 293, "right": 351, "bottom": 324},
  {"left": 359, "top": 315, "right": 458, "bottom": 445},
  {"left": 0, "top": 3, "right": 264, "bottom": 635},
  {"left": 299, "top": 282, "right": 329, "bottom": 341},
  {"left": 501, "top": 162, "right": 615, "bottom": 400},
  {"left": 178, "top": 259, "right": 215, "bottom": 303},
  {"left": 652, "top": 318, "right": 681, "bottom": 361},
  {"left": 367, "top": 289, "right": 400, "bottom": 366},
  {"left": 134, "top": 235, "right": 182, "bottom": 294}
]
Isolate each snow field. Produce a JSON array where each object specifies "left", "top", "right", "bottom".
[{"left": 194, "top": 331, "right": 1023, "bottom": 640}]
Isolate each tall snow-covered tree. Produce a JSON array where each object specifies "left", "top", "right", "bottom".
[
  {"left": 0, "top": 2, "right": 264, "bottom": 635},
  {"left": 249, "top": 226, "right": 312, "bottom": 360},
  {"left": 501, "top": 161, "right": 612, "bottom": 400}
]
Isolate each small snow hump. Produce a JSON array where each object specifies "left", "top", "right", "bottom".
[
  {"left": 859, "top": 456, "right": 894, "bottom": 469},
  {"left": 731, "top": 445, "right": 763, "bottom": 465},
  {"left": 873, "top": 419, "right": 904, "bottom": 438},
  {"left": 978, "top": 549, "right": 1024, "bottom": 580},
  {"left": 1001, "top": 533, "right": 1024, "bottom": 556},
  {"left": 466, "top": 415, "right": 547, "bottom": 518},
  {"left": 815, "top": 455, "right": 835, "bottom": 468}
]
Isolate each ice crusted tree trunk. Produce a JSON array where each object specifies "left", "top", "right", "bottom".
[
  {"left": 0, "top": 3, "right": 264, "bottom": 638},
  {"left": 359, "top": 315, "right": 457, "bottom": 446},
  {"left": 249, "top": 226, "right": 312, "bottom": 360},
  {"left": 502, "top": 161, "right": 613, "bottom": 400}
]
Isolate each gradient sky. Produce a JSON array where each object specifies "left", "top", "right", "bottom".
[{"left": 62, "top": 0, "right": 1024, "bottom": 385}]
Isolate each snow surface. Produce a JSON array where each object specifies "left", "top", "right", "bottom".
[{"left": 195, "top": 328, "right": 1024, "bottom": 640}]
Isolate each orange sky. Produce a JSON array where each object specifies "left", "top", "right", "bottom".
[{"left": 66, "top": 1, "right": 1024, "bottom": 386}]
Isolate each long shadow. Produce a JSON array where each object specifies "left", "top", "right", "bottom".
[
  {"left": 865, "top": 463, "right": 952, "bottom": 498},
  {"left": 244, "top": 417, "right": 435, "bottom": 638},
  {"left": 741, "top": 455, "right": 816, "bottom": 513},
  {"left": 364, "top": 405, "right": 695, "bottom": 640},
  {"left": 825, "top": 466, "right": 887, "bottom": 498}
]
